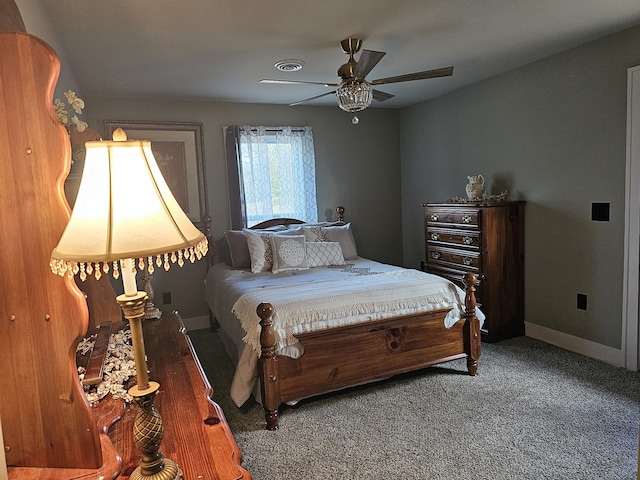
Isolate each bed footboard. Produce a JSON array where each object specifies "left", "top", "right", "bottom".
[{"left": 257, "top": 273, "right": 481, "bottom": 430}]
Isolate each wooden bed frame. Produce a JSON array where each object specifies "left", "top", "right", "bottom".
[{"left": 203, "top": 207, "right": 481, "bottom": 430}]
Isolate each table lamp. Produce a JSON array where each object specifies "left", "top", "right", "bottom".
[{"left": 50, "top": 127, "right": 207, "bottom": 480}]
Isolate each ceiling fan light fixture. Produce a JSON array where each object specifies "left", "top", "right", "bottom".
[
  {"left": 336, "top": 80, "right": 373, "bottom": 112},
  {"left": 274, "top": 59, "right": 305, "bottom": 72}
]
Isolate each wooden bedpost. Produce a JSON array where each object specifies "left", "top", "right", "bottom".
[
  {"left": 463, "top": 273, "right": 481, "bottom": 376},
  {"left": 202, "top": 213, "right": 214, "bottom": 266},
  {"left": 336, "top": 205, "right": 345, "bottom": 222},
  {"left": 257, "top": 302, "right": 281, "bottom": 430}
]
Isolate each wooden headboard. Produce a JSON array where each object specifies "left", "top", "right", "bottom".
[{"left": 202, "top": 205, "right": 346, "bottom": 267}]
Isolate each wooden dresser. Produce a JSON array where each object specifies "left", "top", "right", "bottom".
[
  {"left": 109, "top": 311, "right": 252, "bottom": 479},
  {"left": 422, "top": 201, "right": 525, "bottom": 342},
  {"left": 8, "top": 311, "right": 251, "bottom": 479}
]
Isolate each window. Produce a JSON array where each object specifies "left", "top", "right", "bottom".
[{"left": 225, "top": 126, "right": 318, "bottom": 228}]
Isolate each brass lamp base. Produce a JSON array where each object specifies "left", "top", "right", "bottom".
[
  {"left": 130, "top": 458, "right": 182, "bottom": 480},
  {"left": 117, "top": 292, "right": 182, "bottom": 480},
  {"left": 128, "top": 382, "right": 183, "bottom": 480}
]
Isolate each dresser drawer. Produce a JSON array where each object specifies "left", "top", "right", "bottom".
[
  {"left": 423, "top": 265, "right": 483, "bottom": 305},
  {"left": 426, "top": 227, "right": 481, "bottom": 250},
  {"left": 426, "top": 245, "right": 481, "bottom": 272},
  {"left": 426, "top": 207, "right": 480, "bottom": 228}
]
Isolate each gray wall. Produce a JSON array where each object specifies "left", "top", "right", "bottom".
[
  {"left": 85, "top": 99, "right": 401, "bottom": 318},
  {"left": 400, "top": 25, "right": 640, "bottom": 349}
]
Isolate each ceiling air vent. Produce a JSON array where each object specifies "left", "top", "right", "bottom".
[{"left": 274, "top": 59, "right": 305, "bottom": 72}]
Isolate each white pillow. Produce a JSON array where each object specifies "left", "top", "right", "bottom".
[
  {"left": 243, "top": 229, "right": 274, "bottom": 272},
  {"left": 271, "top": 235, "right": 309, "bottom": 273},
  {"left": 303, "top": 223, "right": 358, "bottom": 260},
  {"left": 306, "top": 242, "right": 345, "bottom": 267}
]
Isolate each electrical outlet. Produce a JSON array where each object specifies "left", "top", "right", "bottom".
[
  {"left": 577, "top": 293, "right": 587, "bottom": 310},
  {"left": 162, "top": 292, "right": 172, "bottom": 305},
  {"left": 592, "top": 203, "right": 610, "bottom": 222}
]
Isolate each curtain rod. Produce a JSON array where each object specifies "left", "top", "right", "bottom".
[{"left": 239, "top": 127, "right": 308, "bottom": 133}]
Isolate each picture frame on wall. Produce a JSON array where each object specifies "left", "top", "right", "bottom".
[{"left": 104, "top": 120, "right": 208, "bottom": 228}]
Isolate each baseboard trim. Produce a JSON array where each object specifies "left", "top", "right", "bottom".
[
  {"left": 525, "top": 322, "right": 624, "bottom": 367},
  {"left": 181, "top": 315, "right": 210, "bottom": 332}
]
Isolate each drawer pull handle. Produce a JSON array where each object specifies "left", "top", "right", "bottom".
[
  {"left": 463, "top": 257, "right": 472, "bottom": 266},
  {"left": 461, "top": 215, "right": 473, "bottom": 223},
  {"left": 430, "top": 213, "right": 439, "bottom": 221},
  {"left": 463, "top": 236, "right": 473, "bottom": 245},
  {"left": 431, "top": 232, "right": 440, "bottom": 241},
  {"left": 431, "top": 251, "right": 441, "bottom": 260}
]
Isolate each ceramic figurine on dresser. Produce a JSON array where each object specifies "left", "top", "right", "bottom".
[{"left": 465, "top": 175, "right": 485, "bottom": 200}]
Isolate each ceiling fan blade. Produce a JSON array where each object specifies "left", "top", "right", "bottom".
[
  {"left": 372, "top": 89, "right": 394, "bottom": 102},
  {"left": 260, "top": 79, "right": 339, "bottom": 87},
  {"left": 370, "top": 66, "right": 454, "bottom": 85},
  {"left": 290, "top": 90, "right": 336, "bottom": 106},
  {"left": 354, "top": 49, "right": 386, "bottom": 80}
]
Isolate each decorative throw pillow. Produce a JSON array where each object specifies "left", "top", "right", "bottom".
[
  {"left": 306, "top": 242, "right": 345, "bottom": 267},
  {"left": 302, "top": 225, "right": 330, "bottom": 242},
  {"left": 303, "top": 223, "right": 358, "bottom": 260},
  {"left": 243, "top": 228, "right": 303, "bottom": 272},
  {"left": 243, "top": 229, "right": 275, "bottom": 272},
  {"left": 271, "top": 235, "right": 309, "bottom": 273},
  {"left": 224, "top": 230, "right": 251, "bottom": 268}
]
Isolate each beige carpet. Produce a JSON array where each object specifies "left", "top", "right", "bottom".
[{"left": 190, "top": 330, "right": 640, "bottom": 480}]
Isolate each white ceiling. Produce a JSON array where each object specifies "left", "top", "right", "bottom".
[{"left": 41, "top": 0, "right": 640, "bottom": 109}]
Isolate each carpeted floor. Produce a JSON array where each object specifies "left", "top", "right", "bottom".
[{"left": 189, "top": 329, "right": 640, "bottom": 480}]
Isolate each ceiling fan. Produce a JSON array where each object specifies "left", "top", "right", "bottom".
[{"left": 260, "top": 38, "right": 453, "bottom": 112}]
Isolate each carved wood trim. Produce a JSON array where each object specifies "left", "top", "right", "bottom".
[{"left": 0, "top": 32, "right": 115, "bottom": 475}]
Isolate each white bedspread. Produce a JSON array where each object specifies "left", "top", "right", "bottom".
[
  {"left": 233, "top": 268, "right": 468, "bottom": 355},
  {"left": 205, "top": 258, "right": 483, "bottom": 406}
]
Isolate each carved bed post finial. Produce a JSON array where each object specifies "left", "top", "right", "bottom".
[
  {"left": 201, "top": 214, "right": 214, "bottom": 266},
  {"left": 336, "top": 206, "right": 345, "bottom": 223},
  {"left": 257, "top": 302, "right": 280, "bottom": 430},
  {"left": 202, "top": 214, "right": 212, "bottom": 239},
  {"left": 462, "top": 273, "right": 481, "bottom": 376}
]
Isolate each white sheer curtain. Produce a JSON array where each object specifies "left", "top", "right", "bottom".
[{"left": 237, "top": 126, "right": 318, "bottom": 226}]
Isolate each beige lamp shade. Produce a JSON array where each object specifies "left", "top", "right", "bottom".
[{"left": 50, "top": 129, "right": 207, "bottom": 281}]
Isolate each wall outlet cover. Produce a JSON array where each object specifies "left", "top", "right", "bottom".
[
  {"left": 591, "top": 203, "right": 610, "bottom": 222},
  {"left": 577, "top": 293, "right": 588, "bottom": 310}
]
